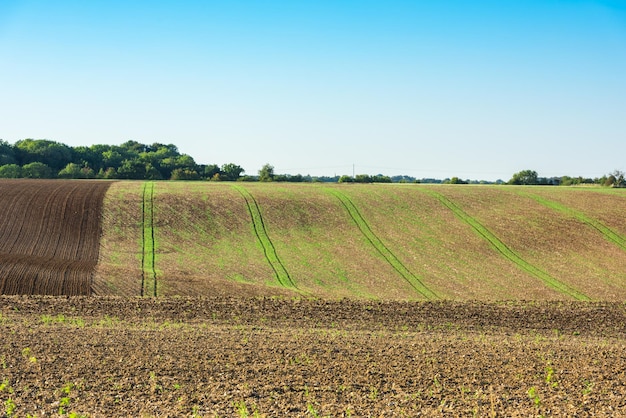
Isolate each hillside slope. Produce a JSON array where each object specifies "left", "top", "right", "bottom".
[{"left": 93, "top": 182, "right": 626, "bottom": 300}]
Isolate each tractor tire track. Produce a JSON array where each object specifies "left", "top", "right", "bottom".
[
  {"left": 520, "top": 192, "right": 626, "bottom": 252},
  {"left": 141, "top": 182, "right": 157, "bottom": 297},
  {"left": 328, "top": 189, "right": 439, "bottom": 300},
  {"left": 425, "top": 189, "right": 589, "bottom": 301},
  {"left": 233, "top": 185, "right": 296, "bottom": 289}
]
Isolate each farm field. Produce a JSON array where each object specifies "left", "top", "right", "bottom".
[
  {"left": 92, "top": 181, "right": 626, "bottom": 301},
  {"left": 0, "top": 179, "right": 111, "bottom": 295},
  {"left": 2, "top": 296, "right": 626, "bottom": 416},
  {"left": 2, "top": 180, "right": 626, "bottom": 416}
]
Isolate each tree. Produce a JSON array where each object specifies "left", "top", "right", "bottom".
[
  {"left": 22, "top": 162, "right": 53, "bottom": 178},
  {"left": 58, "top": 163, "right": 95, "bottom": 179},
  {"left": 15, "top": 139, "right": 73, "bottom": 171},
  {"left": 447, "top": 177, "right": 468, "bottom": 184},
  {"left": 119, "top": 140, "right": 148, "bottom": 154},
  {"left": 116, "top": 160, "right": 148, "bottom": 179},
  {"left": 0, "top": 140, "right": 16, "bottom": 165},
  {"left": 508, "top": 170, "right": 539, "bottom": 185},
  {"left": 200, "top": 164, "right": 220, "bottom": 180},
  {"left": 258, "top": 164, "right": 275, "bottom": 182},
  {"left": 220, "top": 163, "right": 244, "bottom": 181},
  {"left": 605, "top": 170, "right": 626, "bottom": 187},
  {"left": 0, "top": 164, "right": 22, "bottom": 178},
  {"left": 171, "top": 168, "right": 200, "bottom": 180}
]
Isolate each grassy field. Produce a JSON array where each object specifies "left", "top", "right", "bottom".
[{"left": 93, "top": 182, "right": 626, "bottom": 301}]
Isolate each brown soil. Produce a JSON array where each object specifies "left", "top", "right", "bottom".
[
  {"left": 0, "top": 180, "right": 112, "bottom": 295},
  {"left": 2, "top": 296, "right": 626, "bottom": 417}
]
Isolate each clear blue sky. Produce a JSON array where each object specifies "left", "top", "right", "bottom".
[{"left": 1, "top": 1, "right": 625, "bottom": 180}]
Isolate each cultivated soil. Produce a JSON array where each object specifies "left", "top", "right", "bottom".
[
  {"left": 0, "top": 180, "right": 111, "bottom": 295},
  {"left": 2, "top": 296, "right": 626, "bottom": 417}
]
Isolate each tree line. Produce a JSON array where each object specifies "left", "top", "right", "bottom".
[
  {"left": 507, "top": 169, "right": 625, "bottom": 187},
  {"left": 0, "top": 139, "right": 246, "bottom": 181},
  {"left": 0, "top": 139, "right": 622, "bottom": 186}
]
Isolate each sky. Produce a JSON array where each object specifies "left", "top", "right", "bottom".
[{"left": 1, "top": 1, "right": 625, "bottom": 181}]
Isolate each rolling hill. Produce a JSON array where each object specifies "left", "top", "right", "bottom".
[{"left": 89, "top": 181, "right": 626, "bottom": 300}]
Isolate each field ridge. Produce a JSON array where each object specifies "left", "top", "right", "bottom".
[
  {"left": 234, "top": 185, "right": 296, "bottom": 289},
  {"left": 328, "top": 189, "right": 439, "bottom": 300},
  {"left": 424, "top": 189, "right": 590, "bottom": 300}
]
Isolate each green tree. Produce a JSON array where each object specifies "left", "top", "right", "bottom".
[
  {"left": 605, "top": 170, "right": 626, "bottom": 187},
  {"left": 170, "top": 168, "right": 200, "bottom": 180},
  {"left": 201, "top": 164, "right": 220, "bottom": 180},
  {"left": 116, "top": 160, "right": 147, "bottom": 179},
  {"left": 447, "top": 177, "right": 468, "bottom": 184},
  {"left": 119, "top": 140, "right": 148, "bottom": 154},
  {"left": 0, "top": 164, "right": 22, "bottom": 178},
  {"left": 0, "top": 140, "right": 16, "bottom": 165},
  {"left": 102, "top": 150, "right": 125, "bottom": 169},
  {"left": 15, "top": 139, "right": 72, "bottom": 171},
  {"left": 258, "top": 164, "right": 275, "bottom": 182},
  {"left": 22, "top": 162, "right": 53, "bottom": 178},
  {"left": 220, "top": 163, "right": 244, "bottom": 181},
  {"left": 58, "top": 163, "right": 95, "bottom": 179},
  {"left": 508, "top": 169, "right": 539, "bottom": 185}
]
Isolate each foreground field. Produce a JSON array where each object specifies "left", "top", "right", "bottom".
[{"left": 2, "top": 296, "right": 626, "bottom": 416}]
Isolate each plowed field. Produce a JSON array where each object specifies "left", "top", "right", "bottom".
[
  {"left": 0, "top": 180, "right": 111, "bottom": 295},
  {"left": 2, "top": 296, "right": 626, "bottom": 416}
]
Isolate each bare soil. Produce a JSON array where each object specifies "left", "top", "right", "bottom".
[
  {"left": 0, "top": 180, "right": 111, "bottom": 295},
  {"left": 2, "top": 296, "right": 626, "bottom": 417}
]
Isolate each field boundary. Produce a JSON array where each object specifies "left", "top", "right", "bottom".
[
  {"left": 520, "top": 192, "right": 626, "bottom": 252},
  {"left": 424, "top": 189, "right": 590, "bottom": 301},
  {"left": 141, "top": 182, "right": 157, "bottom": 297},
  {"left": 327, "top": 189, "right": 439, "bottom": 300},
  {"left": 233, "top": 185, "right": 296, "bottom": 289}
]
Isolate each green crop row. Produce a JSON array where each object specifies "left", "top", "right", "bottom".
[
  {"left": 424, "top": 189, "right": 589, "bottom": 301},
  {"left": 233, "top": 185, "right": 296, "bottom": 289},
  {"left": 327, "top": 189, "right": 439, "bottom": 300},
  {"left": 521, "top": 192, "right": 626, "bottom": 252},
  {"left": 141, "top": 181, "right": 157, "bottom": 297}
]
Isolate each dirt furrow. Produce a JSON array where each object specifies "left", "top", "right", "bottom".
[{"left": 0, "top": 180, "right": 112, "bottom": 295}]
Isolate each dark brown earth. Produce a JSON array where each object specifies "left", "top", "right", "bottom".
[
  {"left": 0, "top": 180, "right": 111, "bottom": 295},
  {"left": 2, "top": 296, "right": 626, "bottom": 417}
]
